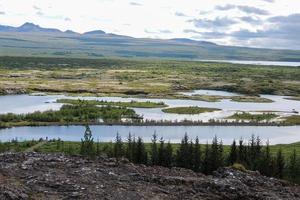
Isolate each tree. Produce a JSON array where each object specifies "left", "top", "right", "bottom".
[
  {"left": 288, "top": 149, "right": 299, "bottom": 182},
  {"left": 126, "top": 133, "right": 134, "bottom": 161},
  {"left": 208, "top": 136, "right": 223, "bottom": 173},
  {"left": 176, "top": 133, "right": 190, "bottom": 168},
  {"left": 275, "top": 148, "right": 285, "bottom": 179},
  {"left": 238, "top": 138, "right": 247, "bottom": 166},
  {"left": 164, "top": 141, "right": 173, "bottom": 168},
  {"left": 202, "top": 142, "right": 210, "bottom": 174},
  {"left": 228, "top": 139, "right": 238, "bottom": 165},
  {"left": 158, "top": 137, "right": 165, "bottom": 166},
  {"left": 135, "top": 137, "right": 148, "bottom": 164},
  {"left": 151, "top": 133, "right": 159, "bottom": 165},
  {"left": 114, "top": 132, "right": 124, "bottom": 162},
  {"left": 193, "top": 136, "right": 201, "bottom": 172},
  {"left": 259, "top": 140, "right": 273, "bottom": 177},
  {"left": 80, "top": 124, "right": 95, "bottom": 157}
]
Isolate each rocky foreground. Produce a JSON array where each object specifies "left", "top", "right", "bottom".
[{"left": 0, "top": 153, "right": 299, "bottom": 200}]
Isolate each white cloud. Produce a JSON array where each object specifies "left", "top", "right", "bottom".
[{"left": 0, "top": 0, "right": 299, "bottom": 49}]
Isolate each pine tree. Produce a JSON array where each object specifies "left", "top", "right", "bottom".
[
  {"left": 288, "top": 149, "right": 299, "bottom": 182},
  {"left": 259, "top": 140, "right": 272, "bottom": 177},
  {"left": 151, "top": 133, "right": 159, "bottom": 165},
  {"left": 126, "top": 133, "right": 133, "bottom": 161},
  {"left": 158, "top": 137, "right": 165, "bottom": 166},
  {"left": 80, "top": 124, "right": 95, "bottom": 157},
  {"left": 228, "top": 139, "right": 238, "bottom": 165},
  {"left": 238, "top": 138, "right": 247, "bottom": 166},
  {"left": 193, "top": 136, "right": 201, "bottom": 172},
  {"left": 114, "top": 132, "right": 124, "bottom": 161},
  {"left": 275, "top": 148, "right": 285, "bottom": 179},
  {"left": 164, "top": 141, "right": 173, "bottom": 168},
  {"left": 218, "top": 140, "right": 224, "bottom": 167},
  {"left": 209, "top": 136, "right": 222, "bottom": 173},
  {"left": 136, "top": 137, "right": 147, "bottom": 164},
  {"left": 176, "top": 133, "right": 189, "bottom": 168},
  {"left": 202, "top": 142, "right": 210, "bottom": 174}
]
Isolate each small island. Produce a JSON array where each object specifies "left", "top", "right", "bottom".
[
  {"left": 162, "top": 106, "right": 221, "bottom": 114},
  {"left": 227, "top": 112, "right": 278, "bottom": 122},
  {"left": 57, "top": 99, "right": 167, "bottom": 108}
]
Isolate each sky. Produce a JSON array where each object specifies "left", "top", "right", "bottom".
[{"left": 0, "top": 0, "right": 300, "bottom": 49}]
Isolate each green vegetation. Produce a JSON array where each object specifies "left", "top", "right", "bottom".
[
  {"left": 2, "top": 132, "right": 300, "bottom": 183},
  {"left": 0, "top": 103, "right": 140, "bottom": 127},
  {"left": 285, "top": 97, "right": 300, "bottom": 101},
  {"left": 1, "top": 56, "right": 300, "bottom": 97},
  {"left": 227, "top": 112, "right": 278, "bottom": 122},
  {"left": 162, "top": 106, "right": 221, "bottom": 114},
  {"left": 57, "top": 99, "right": 167, "bottom": 108},
  {"left": 284, "top": 115, "right": 300, "bottom": 125},
  {"left": 231, "top": 96, "right": 273, "bottom": 103}
]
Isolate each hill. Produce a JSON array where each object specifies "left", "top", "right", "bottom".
[
  {"left": 0, "top": 23, "right": 300, "bottom": 61},
  {"left": 0, "top": 152, "right": 299, "bottom": 200}
]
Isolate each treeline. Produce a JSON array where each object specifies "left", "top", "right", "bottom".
[
  {"left": 79, "top": 126, "right": 300, "bottom": 183},
  {"left": 0, "top": 103, "right": 139, "bottom": 124}
]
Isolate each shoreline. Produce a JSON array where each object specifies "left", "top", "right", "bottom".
[{"left": 0, "top": 121, "right": 294, "bottom": 130}]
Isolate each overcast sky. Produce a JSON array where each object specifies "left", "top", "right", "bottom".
[{"left": 0, "top": 0, "right": 300, "bottom": 49}]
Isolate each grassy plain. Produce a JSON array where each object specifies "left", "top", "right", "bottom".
[
  {"left": 1, "top": 140, "right": 299, "bottom": 158},
  {"left": 0, "top": 56, "right": 300, "bottom": 98}
]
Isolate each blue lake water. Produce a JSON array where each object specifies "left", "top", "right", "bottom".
[
  {"left": 0, "top": 91, "right": 299, "bottom": 144},
  {"left": 198, "top": 60, "right": 300, "bottom": 67},
  {"left": 0, "top": 125, "right": 299, "bottom": 145}
]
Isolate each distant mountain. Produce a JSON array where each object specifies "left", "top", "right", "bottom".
[
  {"left": 0, "top": 22, "right": 300, "bottom": 61},
  {"left": 170, "top": 38, "right": 216, "bottom": 46},
  {"left": 0, "top": 22, "right": 62, "bottom": 33},
  {"left": 83, "top": 30, "right": 106, "bottom": 35}
]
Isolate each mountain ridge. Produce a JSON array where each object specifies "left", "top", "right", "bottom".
[{"left": 0, "top": 22, "right": 300, "bottom": 61}]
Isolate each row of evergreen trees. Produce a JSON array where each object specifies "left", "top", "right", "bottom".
[{"left": 80, "top": 125, "right": 300, "bottom": 183}]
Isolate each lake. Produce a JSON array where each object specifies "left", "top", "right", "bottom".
[
  {"left": 0, "top": 125, "right": 299, "bottom": 145},
  {"left": 0, "top": 91, "right": 299, "bottom": 144},
  {"left": 198, "top": 60, "right": 300, "bottom": 67},
  {"left": 0, "top": 92, "right": 299, "bottom": 122}
]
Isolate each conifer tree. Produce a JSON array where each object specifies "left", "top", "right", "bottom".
[
  {"left": 238, "top": 138, "right": 247, "bottom": 166},
  {"left": 136, "top": 137, "right": 147, "bottom": 164},
  {"left": 164, "top": 141, "right": 173, "bottom": 168},
  {"left": 151, "top": 133, "right": 159, "bottom": 165},
  {"left": 288, "top": 149, "right": 299, "bottom": 182},
  {"left": 114, "top": 132, "right": 124, "bottom": 161},
  {"left": 176, "top": 133, "right": 190, "bottom": 168},
  {"left": 275, "top": 148, "right": 285, "bottom": 179},
  {"left": 259, "top": 140, "right": 272, "bottom": 176},
  {"left": 209, "top": 136, "right": 222, "bottom": 173},
  {"left": 202, "top": 142, "right": 210, "bottom": 174},
  {"left": 126, "top": 133, "right": 133, "bottom": 161},
  {"left": 80, "top": 124, "right": 95, "bottom": 157},
  {"left": 193, "top": 136, "right": 201, "bottom": 172},
  {"left": 158, "top": 137, "right": 165, "bottom": 166},
  {"left": 228, "top": 139, "right": 238, "bottom": 165}
]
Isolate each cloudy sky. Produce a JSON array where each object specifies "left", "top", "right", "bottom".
[{"left": 0, "top": 0, "right": 300, "bottom": 49}]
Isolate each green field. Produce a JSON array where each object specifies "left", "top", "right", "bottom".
[
  {"left": 1, "top": 56, "right": 300, "bottom": 98},
  {"left": 1, "top": 139, "right": 299, "bottom": 159}
]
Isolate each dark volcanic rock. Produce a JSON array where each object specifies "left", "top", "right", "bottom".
[{"left": 0, "top": 152, "right": 299, "bottom": 200}]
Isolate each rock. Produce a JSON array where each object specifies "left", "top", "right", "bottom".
[{"left": 0, "top": 152, "right": 299, "bottom": 200}]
